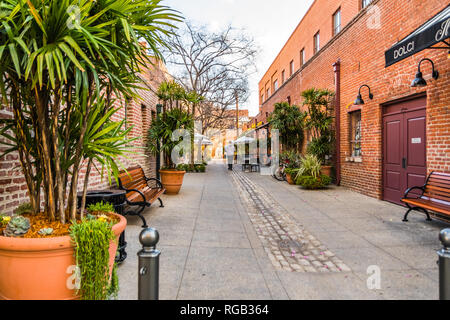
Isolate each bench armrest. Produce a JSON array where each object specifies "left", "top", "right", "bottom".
[
  {"left": 120, "top": 187, "right": 147, "bottom": 204},
  {"left": 403, "top": 186, "right": 425, "bottom": 200},
  {"left": 145, "top": 177, "right": 164, "bottom": 189}
]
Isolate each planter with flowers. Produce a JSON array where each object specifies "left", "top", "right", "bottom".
[
  {"left": 281, "top": 151, "right": 302, "bottom": 185},
  {"left": 0, "top": 0, "right": 179, "bottom": 300}
]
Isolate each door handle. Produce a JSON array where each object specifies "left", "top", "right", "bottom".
[{"left": 402, "top": 158, "right": 407, "bottom": 169}]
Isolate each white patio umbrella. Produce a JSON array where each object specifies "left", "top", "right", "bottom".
[
  {"left": 194, "top": 133, "right": 213, "bottom": 145},
  {"left": 234, "top": 136, "right": 256, "bottom": 145}
]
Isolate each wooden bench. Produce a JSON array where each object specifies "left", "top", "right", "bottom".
[
  {"left": 402, "top": 172, "right": 450, "bottom": 222},
  {"left": 118, "top": 166, "right": 165, "bottom": 228}
]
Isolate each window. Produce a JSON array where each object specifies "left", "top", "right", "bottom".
[
  {"left": 333, "top": 9, "right": 341, "bottom": 36},
  {"left": 273, "top": 79, "right": 279, "bottom": 91},
  {"left": 266, "top": 88, "right": 270, "bottom": 99},
  {"left": 261, "top": 94, "right": 264, "bottom": 104},
  {"left": 362, "top": 0, "right": 372, "bottom": 8},
  {"left": 350, "top": 111, "right": 362, "bottom": 157},
  {"left": 289, "top": 60, "right": 294, "bottom": 76},
  {"left": 281, "top": 70, "right": 285, "bottom": 84},
  {"left": 314, "top": 31, "right": 320, "bottom": 54},
  {"left": 300, "top": 48, "right": 305, "bottom": 67}
]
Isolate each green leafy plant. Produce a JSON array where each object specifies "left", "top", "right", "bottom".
[
  {"left": 0, "top": 214, "right": 11, "bottom": 227},
  {"left": 107, "top": 263, "right": 119, "bottom": 300},
  {"left": 302, "top": 88, "right": 335, "bottom": 164},
  {"left": 268, "top": 102, "right": 307, "bottom": 152},
  {"left": 69, "top": 218, "right": 116, "bottom": 300},
  {"left": 280, "top": 151, "right": 302, "bottom": 169},
  {"left": 87, "top": 202, "right": 115, "bottom": 214},
  {"left": 14, "top": 203, "right": 34, "bottom": 215},
  {"left": 295, "top": 154, "right": 322, "bottom": 180},
  {"left": 4, "top": 216, "right": 31, "bottom": 237},
  {"left": 147, "top": 108, "right": 194, "bottom": 169},
  {"left": 296, "top": 175, "right": 332, "bottom": 190},
  {"left": 0, "top": 0, "right": 182, "bottom": 223},
  {"left": 195, "top": 164, "right": 206, "bottom": 173}
]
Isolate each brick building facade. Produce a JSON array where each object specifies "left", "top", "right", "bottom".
[
  {"left": 0, "top": 58, "right": 171, "bottom": 214},
  {"left": 251, "top": 0, "right": 449, "bottom": 204}
]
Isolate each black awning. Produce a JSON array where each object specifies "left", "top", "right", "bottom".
[{"left": 385, "top": 5, "right": 450, "bottom": 67}]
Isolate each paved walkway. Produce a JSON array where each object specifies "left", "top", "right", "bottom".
[{"left": 118, "top": 161, "right": 447, "bottom": 300}]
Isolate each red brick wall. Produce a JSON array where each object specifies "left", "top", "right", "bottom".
[
  {"left": 0, "top": 58, "right": 170, "bottom": 214},
  {"left": 257, "top": 0, "right": 449, "bottom": 199}
]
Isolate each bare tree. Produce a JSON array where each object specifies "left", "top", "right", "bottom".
[{"left": 164, "top": 22, "right": 257, "bottom": 133}]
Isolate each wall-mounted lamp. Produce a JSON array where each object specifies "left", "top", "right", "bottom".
[
  {"left": 411, "top": 58, "right": 439, "bottom": 88},
  {"left": 354, "top": 85, "right": 374, "bottom": 105}
]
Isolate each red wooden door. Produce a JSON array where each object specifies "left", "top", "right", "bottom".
[{"left": 383, "top": 98, "right": 427, "bottom": 205}]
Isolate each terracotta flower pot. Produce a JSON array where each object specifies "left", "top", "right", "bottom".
[
  {"left": 320, "top": 165, "right": 333, "bottom": 177},
  {"left": 160, "top": 170, "right": 186, "bottom": 195},
  {"left": 0, "top": 213, "right": 126, "bottom": 300},
  {"left": 286, "top": 173, "right": 296, "bottom": 185}
]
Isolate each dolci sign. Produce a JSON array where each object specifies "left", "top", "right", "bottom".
[{"left": 385, "top": 6, "right": 450, "bottom": 67}]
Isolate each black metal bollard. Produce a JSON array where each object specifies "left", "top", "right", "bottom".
[
  {"left": 138, "top": 228, "right": 160, "bottom": 300},
  {"left": 438, "top": 229, "right": 450, "bottom": 300}
]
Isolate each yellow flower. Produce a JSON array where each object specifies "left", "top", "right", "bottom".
[
  {"left": 97, "top": 215, "right": 108, "bottom": 222},
  {"left": 3, "top": 216, "right": 11, "bottom": 223}
]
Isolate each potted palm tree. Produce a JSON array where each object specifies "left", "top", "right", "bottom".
[
  {"left": 0, "top": 0, "right": 180, "bottom": 300},
  {"left": 147, "top": 107, "right": 194, "bottom": 195},
  {"left": 302, "top": 88, "right": 335, "bottom": 178}
]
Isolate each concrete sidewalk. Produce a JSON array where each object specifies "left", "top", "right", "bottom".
[{"left": 117, "top": 161, "right": 446, "bottom": 300}]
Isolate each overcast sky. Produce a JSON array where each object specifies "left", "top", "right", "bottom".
[{"left": 163, "top": 0, "right": 314, "bottom": 116}]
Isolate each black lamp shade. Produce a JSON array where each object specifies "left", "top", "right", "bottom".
[
  {"left": 354, "top": 94, "right": 364, "bottom": 105},
  {"left": 411, "top": 72, "right": 427, "bottom": 87}
]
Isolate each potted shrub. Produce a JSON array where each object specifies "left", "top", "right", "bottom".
[
  {"left": 0, "top": 0, "right": 179, "bottom": 300},
  {"left": 295, "top": 154, "right": 332, "bottom": 190},
  {"left": 281, "top": 151, "right": 302, "bottom": 185},
  {"left": 302, "top": 88, "right": 335, "bottom": 177},
  {"left": 147, "top": 108, "right": 194, "bottom": 195}
]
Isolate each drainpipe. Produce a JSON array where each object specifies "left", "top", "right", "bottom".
[{"left": 333, "top": 60, "right": 341, "bottom": 186}]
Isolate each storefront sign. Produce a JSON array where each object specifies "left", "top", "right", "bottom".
[{"left": 385, "top": 6, "right": 450, "bottom": 67}]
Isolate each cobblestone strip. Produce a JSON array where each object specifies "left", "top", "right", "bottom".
[{"left": 231, "top": 170, "right": 351, "bottom": 273}]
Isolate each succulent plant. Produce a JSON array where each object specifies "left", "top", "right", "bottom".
[
  {"left": 4, "top": 216, "right": 31, "bottom": 237},
  {"left": 15, "top": 203, "right": 34, "bottom": 215},
  {"left": 38, "top": 228, "right": 54, "bottom": 236}
]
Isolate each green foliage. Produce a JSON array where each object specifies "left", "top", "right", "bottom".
[
  {"left": 296, "top": 175, "right": 332, "bottom": 190},
  {"left": 4, "top": 216, "right": 31, "bottom": 237},
  {"left": 195, "top": 164, "right": 206, "bottom": 173},
  {"left": 0, "top": 0, "right": 182, "bottom": 223},
  {"left": 14, "top": 203, "right": 33, "bottom": 215},
  {"left": 69, "top": 218, "right": 116, "bottom": 300},
  {"left": 87, "top": 202, "right": 115, "bottom": 214},
  {"left": 280, "top": 150, "right": 302, "bottom": 169},
  {"left": 0, "top": 214, "right": 11, "bottom": 227},
  {"left": 147, "top": 108, "right": 194, "bottom": 169},
  {"left": 268, "top": 102, "right": 307, "bottom": 151},
  {"left": 307, "top": 135, "right": 335, "bottom": 165},
  {"left": 107, "top": 263, "right": 119, "bottom": 300},
  {"left": 176, "top": 163, "right": 206, "bottom": 173},
  {"left": 295, "top": 154, "right": 322, "bottom": 180},
  {"left": 83, "top": 99, "right": 137, "bottom": 186},
  {"left": 302, "top": 88, "right": 335, "bottom": 164}
]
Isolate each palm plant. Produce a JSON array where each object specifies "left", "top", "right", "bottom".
[
  {"left": 0, "top": 0, "right": 181, "bottom": 223},
  {"left": 147, "top": 108, "right": 194, "bottom": 169},
  {"left": 301, "top": 88, "right": 335, "bottom": 164},
  {"left": 268, "top": 102, "right": 306, "bottom": 152}
]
